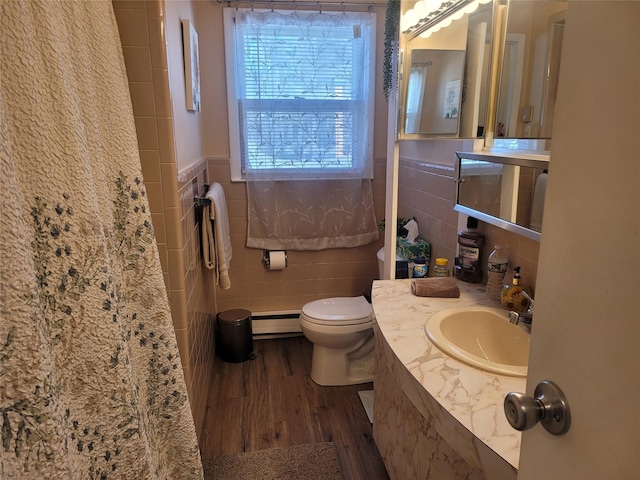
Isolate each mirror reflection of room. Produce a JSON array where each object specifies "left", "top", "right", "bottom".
[
  {"left": 495, "top": 1, "right": 567, "bottom": 138},
  {"left": 404, "top": 50, "right": 465, "bottom": 135},
  {"left": 399, "top": 0, "right": 494, "bottom": 138},
  {"left": 456, "top": 153, "right": 549, "bottom": 240}
]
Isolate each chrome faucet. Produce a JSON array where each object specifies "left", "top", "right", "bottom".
[{"left": 509, "top": 291, "right": 534, "bottom": 334}]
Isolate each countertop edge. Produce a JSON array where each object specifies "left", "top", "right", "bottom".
[{"left": 371, "top": 279, "right": 525, "bottom": 470}]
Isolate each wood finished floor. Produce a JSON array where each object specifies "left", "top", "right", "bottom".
[{"left": 200, "top": 335, "right": 389, "bottom": 480}]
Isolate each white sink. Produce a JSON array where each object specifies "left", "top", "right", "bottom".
[{"left": 424, "top": 307, "right": 530, "bottom": 377}]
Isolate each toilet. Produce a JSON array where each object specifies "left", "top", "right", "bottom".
[
  {"left": 299, "top": 296, "right": 376, "bottom": 386},
  {"left": 377, "top": 247, "right": 405, "bottom": 279}
]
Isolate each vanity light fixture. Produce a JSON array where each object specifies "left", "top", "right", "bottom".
[{"left": 402, "top": 0, "right": 492, "bottom": 37}]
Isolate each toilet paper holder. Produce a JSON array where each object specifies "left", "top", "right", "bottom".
[{"left": 262, "top": 250, "right": 288, "bottom": 270}]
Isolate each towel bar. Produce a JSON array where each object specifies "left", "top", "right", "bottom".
[{"left": 194, "top": 183, "right": 211, "bottom": 207}]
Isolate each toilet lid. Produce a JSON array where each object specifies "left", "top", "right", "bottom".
[{"left": 301, "top": 296, "right": 374, "bottom": 325}]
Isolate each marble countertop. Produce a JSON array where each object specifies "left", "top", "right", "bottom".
[{"left": 371, "top": 279, "right": 525, "bottom": 470}]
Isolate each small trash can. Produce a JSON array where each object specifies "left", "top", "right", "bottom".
[{"left": 216, "top": 309, "right": 253, "bottom": 363}]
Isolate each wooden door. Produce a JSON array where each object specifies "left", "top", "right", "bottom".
[{"left": 516, "top": 3, "right": 640, "bottom": 479}]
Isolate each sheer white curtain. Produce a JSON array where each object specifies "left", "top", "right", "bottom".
[
  {"left": 405, "top": 65, "right": 428, "bottom": 133},
  {"left": 229, "top": 8, "right": 379, "bottom": 250}
]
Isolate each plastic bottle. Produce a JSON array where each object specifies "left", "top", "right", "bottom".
[
  {"left": 486, "top": 245, "right": 508, "bottom": 300},
  {"left": 433, "top": 258, "right": 450, "bottom": 277},
  {"left": 455, "top": 217, "right": 485, "bottom": 283},
  {"left": 412, "top": 257, "right": 428, "bottom": 278},
  {"left": 501, "top": 266, "right": 531, "bottom": 312}
]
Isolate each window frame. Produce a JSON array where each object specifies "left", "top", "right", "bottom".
[{"left": 223, "top": 7, "right": 376, "bottom": 181}]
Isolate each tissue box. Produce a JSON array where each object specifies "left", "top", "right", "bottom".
[{"left": 397, "top": 237, "right": 431, "bottom": 264}]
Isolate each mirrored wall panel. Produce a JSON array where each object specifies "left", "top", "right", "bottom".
[{"left": 454, "top": 151, "right": 550, "bottom": 241}]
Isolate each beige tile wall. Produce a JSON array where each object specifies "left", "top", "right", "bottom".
[
  {"left": 477, "top": 223, "right": 540, "bottom": 294},
  {"left": 177, "top": 161, "right": 216, "bottom": 437},
  {"left": 397, "top": 144, "right": 540, "bottom": 292},
  {"left": 397, "top": 157, "right": 459, "bottom": 269},
  {"left": 113, "top": 0, "right": 214, "bottom": 443},
  {"left": 208, "top": 156, "right": 387, "bottom": 313}
]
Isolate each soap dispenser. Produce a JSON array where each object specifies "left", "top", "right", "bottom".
[{"left": 501, "top": 266, "right": 531, "bottom": 312}]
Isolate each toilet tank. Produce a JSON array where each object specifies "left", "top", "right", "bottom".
[{"left": 377, "top": 247, "right": 406, "bottom": 279}]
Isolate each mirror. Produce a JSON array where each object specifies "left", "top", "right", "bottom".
[
  {"left": 404, "top": 49, "right": 466, "bottom": 134},
  {"left": 398, "top": 0, "right": 494, "bottom": 139},
  {"left": 494, "top": 0, "right": 567, "bottom": 139},
  {"left": 454, "top": 151, "right": 549, "bottom": 241}
]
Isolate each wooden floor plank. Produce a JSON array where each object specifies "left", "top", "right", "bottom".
[
  {"left": 242, "top": 394, "right": 280, "bottom": 451},
  {"left": 279, "top": 375, "right": 325, "bottom": 446},
  {"left": 200, "top": 393, "right": 246, "bottom": 456},
  {"left": 201, "top": 336, "right": 389, "bottom": 479}
]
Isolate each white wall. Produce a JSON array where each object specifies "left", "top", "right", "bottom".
[{"left": 164, "top": 0, "right": 205, "bottom": 171}]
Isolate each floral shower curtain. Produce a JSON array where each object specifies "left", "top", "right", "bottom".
[{"left": 0, "top": 1, "right": 203, "bottom": 478}]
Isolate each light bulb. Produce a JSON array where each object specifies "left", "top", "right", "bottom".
[
  {"left": 419, "top": 30, "right": 433, "bottom": 39},
  {"left": 401, "top": 11, "right": 419, "bottom": 31},
  {"left": 426, "top": 0, "right": 443, "bottom": 14},
  {"left": 405, "top": 9, "right": 419, "bottom": 28},
  {"left": 451, "top": 9, "right": 466, "bottom": 21},
  {"left": 440, "top": 17, "right": 453, "bottom": 28},
  {"left": 463, "top": 1, "right": 479, "bottom": 14},
  {"left": 400, "top": 13, "right": 413, "bottom": 31},
  {"left": 413, "top": 0, "right": 429, "bottom": 19}
]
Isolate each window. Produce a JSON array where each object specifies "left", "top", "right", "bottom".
[{"left": 224, "top": 8, "right": 376, "bottom": 180}]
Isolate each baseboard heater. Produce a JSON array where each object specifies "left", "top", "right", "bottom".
[{"left": 250, "top": 311, "right": 303, "bottom": 338}]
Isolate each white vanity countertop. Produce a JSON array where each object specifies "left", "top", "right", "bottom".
[{"left": 372, "top": 279, "right": 526, "bottom": 470}]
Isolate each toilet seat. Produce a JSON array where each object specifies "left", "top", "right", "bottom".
[{"left": 301, "top": 296, "right": 375, "bottom": 326}]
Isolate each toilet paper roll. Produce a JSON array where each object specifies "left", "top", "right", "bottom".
[{"left": 267, "top": 251, "right": 287, "bottom": 270}]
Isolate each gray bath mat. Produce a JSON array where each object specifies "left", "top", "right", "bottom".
[{"left": 202, "top": 442, "right": 344, "bottom": 480}]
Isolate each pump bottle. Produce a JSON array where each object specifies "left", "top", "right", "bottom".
[{"left": 500, "top": 266, "right": 531, "bottom": 312}]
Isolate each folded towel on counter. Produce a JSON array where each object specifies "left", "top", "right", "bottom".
[
  {"left": 203, "top": 183, "right": 232, "bottom": 289},
  {"left": 411, "top": 277, "right": 460, "bottom": 298}
]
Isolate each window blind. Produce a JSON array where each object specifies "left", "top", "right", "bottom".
[{"left": 229, "top": 9, "right": 375, "bottom": 179}]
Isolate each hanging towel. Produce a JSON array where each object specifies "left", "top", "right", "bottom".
[
  {"left": 203, "top": 183, "right": 233, "bottom": 289},
  {"left": 530, "top": 173, "right": 547, "bottom": 233}
]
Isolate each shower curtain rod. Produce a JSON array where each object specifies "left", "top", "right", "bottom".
[{"left": 218, "top": 0, "right": 387, "bottom": 9}]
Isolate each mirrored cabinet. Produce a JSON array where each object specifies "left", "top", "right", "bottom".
[
  {"left": 398, "top": 0, "right": 495, "bottom": 139},
  {"left": 454, "top": 151, "right": 549, "bottom": 241},
  {"left": 494, "top": 1, "right": 567, "bottom": 139},
  {"left": 396, "top": 0, "right": 567, "bottom": 141}
]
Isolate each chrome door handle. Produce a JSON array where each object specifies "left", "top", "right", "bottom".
[{"left": 504, "top": 380, "right": 571, "bottom": 435}]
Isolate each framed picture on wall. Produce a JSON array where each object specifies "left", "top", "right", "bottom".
[
  {"left": 182, "top": 19, "right": 200, "bottom": 112},
  {"left": 443, "top": 79, "right": 461, "bottom": 119}
]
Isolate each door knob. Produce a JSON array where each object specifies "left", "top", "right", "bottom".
[{"left": 504, "top": 380, "right": 571, "bottom": 435}]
